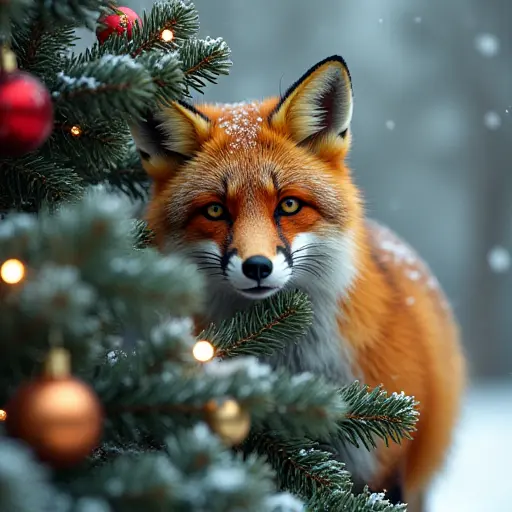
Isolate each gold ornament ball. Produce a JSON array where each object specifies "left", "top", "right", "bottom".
[
  {"left": 205, "top": 399, "right": 251, "bottom": 446},
  {"left": 6, "top": 376, "right": 103, "bottom": 467}
]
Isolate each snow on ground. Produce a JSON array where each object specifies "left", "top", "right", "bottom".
[{"left": 427, "top": 380, "right": 512, "bottom": 511}]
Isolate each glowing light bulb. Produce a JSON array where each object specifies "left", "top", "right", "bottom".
[
  {"left": 193, "top": 340, "right": 214, "bottom": 362},
  {"left": 70, "top": 125, "right": 82, "bottom": 136},
  {"left": 0, "top": 410, "right": 6, "bottom": 421},
  {"left": 160, "top": 29, "right": 174, "bottom": 42},
  {"left": 1, "top": 259, "right": 25, "bottom": 284}
]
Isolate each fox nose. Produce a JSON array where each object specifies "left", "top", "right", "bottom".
[{"left": 242, "top": 255, "right": 273, "bottom": 281}]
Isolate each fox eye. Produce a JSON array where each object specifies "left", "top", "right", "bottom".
[
  {"left": 277, "top": 197, "right": 302, "bottom": 216},
  {"left": 203, "top": 203, "right": 226, "bottom": 220}
]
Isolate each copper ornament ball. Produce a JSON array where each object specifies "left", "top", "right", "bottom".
[{"left": 6, "top": 376, "right": 103, "bottom": 467}]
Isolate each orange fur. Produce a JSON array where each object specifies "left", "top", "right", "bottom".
[{"left": 131, "top": 56, "right": 466, "bottom": 507}]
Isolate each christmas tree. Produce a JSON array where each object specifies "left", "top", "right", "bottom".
[{"left": 0, "top": 0, "right": 418, "bottom": 510}]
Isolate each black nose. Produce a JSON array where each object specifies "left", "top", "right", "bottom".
[{"left": 242, "top": 255, "right": 273, "bottom": 281}]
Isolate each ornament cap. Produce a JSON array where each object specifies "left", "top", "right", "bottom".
[
  {"left": 44, "top": 347, "right": 71, "bottom": 378},
  {"left": 0, "top": 47, "right": 17, "bottom": 73}
]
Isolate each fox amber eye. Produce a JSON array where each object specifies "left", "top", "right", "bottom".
[
  {"left": 278, "top": 197, "right": 302, "bottom": 216},
  {"left": 204, "top": 203, "right": 225, "bottom": 220}
]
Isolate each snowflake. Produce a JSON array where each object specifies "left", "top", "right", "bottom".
[
  {"left": 474, "top": 33, "right": 500, "bottom": 58},
  {"left": 487, "top": 246, "right": 510, "bottom": 273},
  {"left": 484, "top": 111, "right": 501, "bottom": 130}
]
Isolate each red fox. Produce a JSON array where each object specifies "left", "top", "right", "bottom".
[{"left": 130, "top": 55, "right": 466, "bottom": 509}]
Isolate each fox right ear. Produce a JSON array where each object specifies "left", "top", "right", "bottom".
[
  {"left": 129, "top": 101, "right": 211, "bottom": 181},
  {"left": 269, "top": 55, "right": 353, "bottom": 149}
]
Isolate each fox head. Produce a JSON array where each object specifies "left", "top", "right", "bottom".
[{"left": 130, "top": 56, "right": 363, "bottom": 304}]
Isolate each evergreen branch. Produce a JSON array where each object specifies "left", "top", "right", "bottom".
[
  {"left": 93, "top": 246, "right": 204, "bottom": 325},
  {"left": 130, "top": 0, "right": 200, "bottom": 57},
  {"left": 261, "top": 368, "right": 348, "bottom": 438},
  {"left": 51, "top": 117, "right": 132, "bottom": 172},
  {"left": 11, "top": 16, "right": 76, "bottom": 79},
  {"left": 53, "top": 55, "right": 156, "bottom": 120},
  {"left": 201, "top": 290, "right": 313, "bottom": 360},
  {"left": 247, "top": 434, "right": 407, "bottom": 511},
  {"left": 0, "top": 155, "right": 83, "bottom": 213},
  {"left": 0, "top": 436, "right": 61, "bottom": 512},
  {"left": 103, "top": 163, "right": 150, "bottom": 202},
  {"left": 94, "top": 356, "right": 345, "bottom": 444},
  {"left": 131, "top": 219, "right": 154, "bottom": 250},
  {"left": 80, "top": 0, "right": 200, "bottom": 61},
  {"left": 135, "top": 50, "right": 186, "bottom": 103},
  {"left": 2, "top": 0, "right": 33, "bottom": 25},
  {"left": 70, "top": 426, "right": 283, "bottom": 512},
  {"left": 247, "top": 434, "right": 352, "bottom": 502},
  {"left": 338, "top": 382, "right": 419, "bottom": 450},
  {"left": 181, "top": 37, "right": 232, "bottom": 94},
  {"left": 31, "top": 0, "right": 111, "bottom": 28}
]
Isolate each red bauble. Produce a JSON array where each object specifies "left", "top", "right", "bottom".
[
  {"left": 0, "top": 70, "right": 54, "bottom": 157},
  {"left": 96, "top": 7, "right": 142, "bottom": 45}
]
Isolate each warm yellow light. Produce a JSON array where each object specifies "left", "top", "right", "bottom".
[
  {"left": 0, "top": 409, "right": 6, "bottom": 421},
  {"left": 70, "top": 125, "right": 82, "bottom": 137},
  {"left": 160, "top": 29, "right": 174, "bottom": 42},
  {"left": 193, "top": 340, "right": 215, "bottom": 362},
  {"left": 1, "top": 259, "right": 25, "bottom": 284}
]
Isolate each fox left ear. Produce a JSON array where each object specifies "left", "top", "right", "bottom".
[
  {"left": 269, "top": 55, "right": 353, "bottom": 145},
  {"left": 129, "top": 101, "right": 211, "bottom": 182}
]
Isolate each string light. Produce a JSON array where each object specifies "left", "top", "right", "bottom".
[
  {"left": 70, "top": 125, "right": 82, "bottom": 137},
  {"left": 0, "top": 409, "right": 6, "bottom": 421},
  {"left": 193, "top": 340, "right": 214, "bottom": 362},
  {"left": 160, "top": 29, "right": 174, "bottom": 42},
  {"left": 1, "top": 258, "right": 25, "bottom": 284}
]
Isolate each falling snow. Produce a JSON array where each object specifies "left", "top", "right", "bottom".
[
  {"left": 484, "top": 111, "right": 502, "bottom": 130},
  {"left": 385, "top": 120, "right": 395, "bottom": 130},
  {"left": 407, "top": 269, "right": 421, "bottom": 281},
  {"left": 414, "top": 16, "right": 422, "bottom": 24},
  {"left": 487, "top": 246, "right": 511, "bottom": 273},
  {"left": 379, "top": 237, "right": 417, "bottom": 267},
  {"left": 264, "top": 493, "right": 305, "bottom": 511},
  {"left": 373, "top": 223, "right": 451, "bottom": 311},
  {"left": 217, "top": 101, "right": 263, "bottom": 152},
  {"left": 474, "top": 33, "right": 500, "bottom": 58}
]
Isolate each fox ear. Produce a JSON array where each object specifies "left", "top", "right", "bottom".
[
  {"left": 269, "top": 55, "right": 353, "bottom": 145},
  {"left": 129, "top": 101, "right": 211, "bottom": 181}
]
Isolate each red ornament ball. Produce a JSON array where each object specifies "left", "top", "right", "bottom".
[
  {"left": 0, "top": 70, "right": 54, "bottom": 157},
  {"left": 96, "top": 7, "right": 142, "bottom": 45}
]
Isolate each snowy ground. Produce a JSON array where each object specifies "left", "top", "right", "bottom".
[{"left": 427, "top": 380, "right": 512, "bottom": 511}]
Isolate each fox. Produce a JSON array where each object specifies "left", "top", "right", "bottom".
[{"left": 129, "top": 55, "right": 466, "bottom": 510}]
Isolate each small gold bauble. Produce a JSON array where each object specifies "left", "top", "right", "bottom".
[
  {"left": 205, "top": 398, "right": 250, "bottom": 446},
  {"left": 0, "top": 47, "right": 17, "bottom": 73}
]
